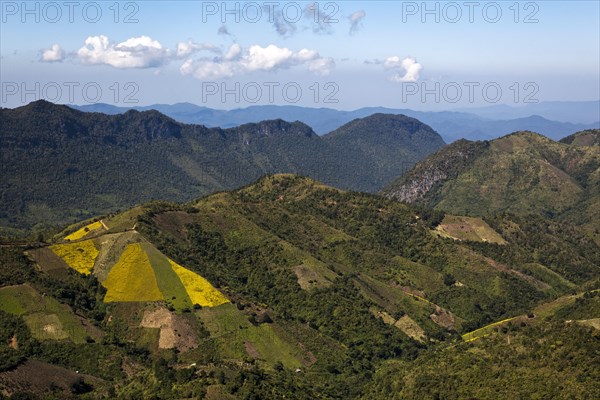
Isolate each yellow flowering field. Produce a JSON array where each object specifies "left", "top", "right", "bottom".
[
  {"left": 462, "top": 316, "right": 518, "bottom": 342},
  {"left": 103, "top": 243, "right": 163, "bottom": 302},
  {"left": 50, "top": 240, "right": 99, "bottom": 275},
  {"left": 64, "top": 220, "right": 104, "bottom": 241},
  {"left": 168, "top": 259, "right": 229, "bottom": 307}
]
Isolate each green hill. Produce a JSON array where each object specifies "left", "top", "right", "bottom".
[
  {"left": 559, "top": 129, "right": 600, "bottom": 146},
  {"left": 1, "top": 174, "right": 598, "bottom": 399},
  {"left": 382, "top": 131, "right": 600, "bottom": 241},
  {"left": 0, "top": 101, "right": 445, "bottom": 234}
]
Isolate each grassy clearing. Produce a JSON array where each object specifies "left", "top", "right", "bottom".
[
  {"left": 104, "top": 206, "right": 145, "bottom": 231},
  {"left": 533, "top": 294, "right": 581, "bottom": 319},
  {"left": 0, "top": 286, "right": 28, "bottom": 315},
  {"left": 50, "top": 240, "right": 98, "bottom": 275},
  {"left": 389, "top": 256, "right": 445, "bottom": 294},
  {"left": 434, "top": 215, "right": 506, "bottom": 244},
  {"left": 64, "top": 220, "right": 104, "bottom": 241},
  {"left": 462, "top": 316, "right": 519, "bottom": 342},
  {"left": 395, "top": 315, "right": 427, "bottom": 342},
  {"left": 0, "top": 284, "right": 91, "bottom": 343},
  {"left": 103, "top": 243, "right": 163, "bottom": 302},
  {"left": 576, "top": 319, "right": 600, "bottom": 330},
  {"left": 197, "top": 303, "right": 302, "bottom": 369},
  {"left": 23, "top": 313, "right": 69, "bottom": 340},
  {"left": 168, "top": 259, "right": 229, "bottom": 307},
  {"left": 518, "top": 263, "right": 576, "bottom": 291}
]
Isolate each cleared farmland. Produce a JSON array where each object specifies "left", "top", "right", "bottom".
[
  {"left": 168, "top": 259, "right": 229, "bottom": 307},
  {"left": 49, "top": 240, "right": 99, "bottom": 275},
  {"left": 64, "top": 220, "right": 105, "bottom": 241},
  {"left": 103, "top": 243, "right": 163, "bottom": 302}
]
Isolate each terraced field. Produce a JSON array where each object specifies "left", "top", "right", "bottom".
[
  {"left": 144, "top": 243, "right": 192, "bottom": 310},
  {"left": 461, "top": 316, "right": 520, "bottom": 342}
]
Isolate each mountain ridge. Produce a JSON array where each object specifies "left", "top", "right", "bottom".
[
  {"left": 382, "top": 129, "right": 600, "bottom": 241},
  {"left": 0, "top": 101, "right": 445, "bottom": 233},
  {"left": 66, "top": 101, "right": 600, "bottom": 142}
]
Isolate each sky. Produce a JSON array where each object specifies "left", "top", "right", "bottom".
[{"left": 1, "top": 0, "right": 599, "bottom": 110}]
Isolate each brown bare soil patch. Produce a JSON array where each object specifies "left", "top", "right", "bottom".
[
  {"left": 140, "top": 307, "right": 198, "bottom": 352},
  {"left": 430, "top": 307, "right": 455, "bottom": 330},
  {"left": 244, "top": 341, "right": 261, "bottom": 359},
  {"left": 293, "top": 264, "right": 332, "bottom": 290},
  {"left": 26, "top": 247, "right": 69, "bottom": 273}
]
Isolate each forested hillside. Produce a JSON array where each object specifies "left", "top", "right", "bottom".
[
  {"left": 1, "top": 175, "right": 598, "bottom": 398},
  {"left": 0, "top": 101, "right": 444, "bottom": 234}
]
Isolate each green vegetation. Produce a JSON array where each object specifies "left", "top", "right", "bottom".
[
  {"left": 0, "top": 101, "right": 444, "bottom": 235},
  {"left": 1, "top": 172, "right": 598, "bottom": 398},
  {"left": 559, "top": 129, "right": 600, "bottom": 146},
  {"left": 362, "top": 321, "right": 600, "bottom": 400},
  {"left": 383, "top": 131, "right": 600, "bottom": 239}
]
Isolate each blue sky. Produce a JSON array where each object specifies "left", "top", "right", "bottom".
[{"left": 1, "top": 1, "right": 599, "bottom": 109}]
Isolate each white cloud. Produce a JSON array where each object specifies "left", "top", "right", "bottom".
[
  {"left": 47, "top": 35, "right": 332, "bottom": 78},
  {"left": 41, "top": 44, "right": 64, "bottom": 62},
  {"left": 348, "top": 10, "right": 366, "bottom": 34},
  {"left": 176, "top": 40, "right": 218, "bottom": 57},
  {"left": 242, "top": 44, "right": 294, "bottom": 71},
  {"left": 223, "top": 43, "right": 242, "bottom": 61},
  {"left": 309, "top": 57, "right": 335, "bottom": 76},
  {"left": 180, "top": 59, "right": 235, "bottom": 80},
  {"left": 77, "top": 35, "right": 170, "bottom": 68},
  {"left": 383, "top": 56, "right": 402, "bottom": 69},
  {"left": 181, "top": 44, "right": 334, "bottom": 79},
  {"left": 385, "top": 56, "right": 423, "bottom": 82},
  {"left": 294, "top": 48, "right": 319, "bottom": 62}
]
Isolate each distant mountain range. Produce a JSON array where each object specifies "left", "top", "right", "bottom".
[
  {"left": 0, "top": 101, "right": 444, "bottom": 231},
  {"left": 68, "top": 101, "right": 600, "bottom": 143},
  {"left": 454, "top": 101, "right": 600, "bottom": 124}
]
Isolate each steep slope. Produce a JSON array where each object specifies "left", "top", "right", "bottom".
[
  {"left": 0, "top": 101, "right": 445, "bottom": 233},
  {"left": 382, "top": 131, "right": 600, "bottom": 234}
]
